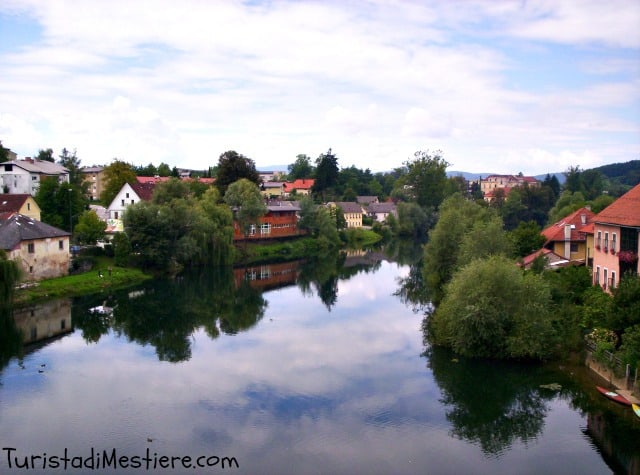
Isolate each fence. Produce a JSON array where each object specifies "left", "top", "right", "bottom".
[{"left": 585, "top": 339, "right": 639, "bottom": 393}]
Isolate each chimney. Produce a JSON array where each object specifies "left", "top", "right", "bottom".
[
  {"left": 564, "top": 224, "right": 572, "bottom": 240},
  {"left": 24, "top": 157, "right": 34, "bottom": 163}
]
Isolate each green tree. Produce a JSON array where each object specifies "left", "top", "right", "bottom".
[
  {"left": 423, "top": 194, "right": 494, "bottom": 302},
  {"left": 0, "top": 141, "right": 10, "bottom": 163},
  {"left": 58, "top": 148, "right": 84, "bottom": 188},
  {"left": 156, "top": 162, "right": 172, "bottom": 177},
  {"left": 101, "top": 160, "right": 138, "bottom": 206},
  {"left": 394, "top": 150, "right": 450, "bottom": 209},
  {"left": 197, "top": 187, "right": 234, "bottom": 265},
  {"left": 74, "top": 210, "right": 107, "bottom": 244},
  {"left": 223, "top": 179, "right": 266, "bottom": 240},
  {"left": 312, "top": 148, "right": 339, "bottom": 201},
  {"left": 35, "top": 178, "right": 87, "bottom": 232},
  {"left": 287, "top": 154, "right": 315, "bottom": 180},
  {"left": 430, "top": 255, "right": 555, "bottom": 360},
  {"left": 457, "top": 216, "right": 513, "bottom": 267},
  {"left": 215, "top": 150, "right": 260, "bottom": 195},
  {"left": 396, "top": 202, "right": 432, "bottom": 240},
  {"left": 36, "top": 148, "right": 55, "bottom": 162},
  {"left": 112, "top": 232, "right": 132, "bottom": 267},
  {"left": 509, "top": 221, "right": 546, "bottom": 258}
]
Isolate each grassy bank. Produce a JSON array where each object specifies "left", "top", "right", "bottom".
[
  {"left": 14, "top": 262, "right": 151, "bottom": 305},
  {"left": 239, "top": 237, "right": 321, "bottom": 265}
]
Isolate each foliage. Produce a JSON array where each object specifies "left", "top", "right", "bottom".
[
  {"left": 430, "top": 255, "right": 555, "bottom": 360},
  {"left": 36, "top": 148, "right": 55, "bottom": 162},
  {"left": 0, "top": 251, "right": 21, "bottom": 302},
  {"left": 620, "top": 324, "right": 640, "bottom": 370},
  {"left": 396, "top": 202, "right": 432, "bottom": 240},
  {"left": 543, "top": 265, "right": 592, "bottom": 305},
  {"left": 501, "top": 185, "right": 556, "bottom": 230},
  {"left": 393, "top": 150, "right": 449, "bottom": 209},
  {"left": 100, "top": 160, "right": 138, "bottom": 206},
  {"left": 34, "top": 177, "right": 88, "bottom": 232},
  {"left": 422, "top": 194, "right": 495, "bottom": 303},
  {"left": 608, "top": 273, "right": 640, "bottom": 334},
  {"left": 74, "top": 210, "right": 107, "bottom": 244},
  {"left": 312, "top": 148, "right": 339, "bottom": 201},
  {"left": 297, "top": 197, "right": 340, "bottom": 250},
  {"left": 214, "top": 150, "right": 260, "bottom": 195},
  {"left": 58, "top": 148, "right": 85, "bottom": 189},
  {"left": 223, "top": 179, "right": 266, "bottom": 238},
  {"left": 341, "top": 228, "right": 382, "bottom": 247},
  {"left": 0, "top": 140, "right": 10, "bottom": 163},
  {"left": 112, "top": 232, "right": 132, "bottom": 267},
  {"left": 547, "top": 191, "right": 586, "bottom": 224},
  {"left": 457, "top": 216, "right": 513, "bottom": 268},
  {"left": 287, "top": 154, "right": 315, "bottom": 180},
  {"left": 509, "top": 221, "right": 546, "bottom": 258}
]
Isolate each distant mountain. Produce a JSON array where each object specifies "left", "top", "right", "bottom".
[
  {"left": 258, "top": 164, "right": 288, "bottom": 172},
  {"left": 592, "top": 160, "right": 640, "bottom": 186}
]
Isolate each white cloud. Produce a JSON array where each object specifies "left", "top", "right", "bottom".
[{"left": 0, "top": 0, "right": 638, "bottom": 173}]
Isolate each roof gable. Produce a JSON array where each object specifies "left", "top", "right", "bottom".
[
  {"left": 0, "top": 194, "right": 30, "bottom": 213},
  {"left": 594, "top": 183, "right": 640, "bottom": 227},
  {"left": 541, "top": 207, "right": 595, "bottom": 243}
]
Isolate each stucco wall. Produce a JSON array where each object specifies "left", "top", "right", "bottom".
[{"left": 9, "top": 236, "right": 70, "bottom": 281}]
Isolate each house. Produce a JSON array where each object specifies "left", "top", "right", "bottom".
[
  {"left": 591, "top": 183, "right": 640, "bottom": 291},
  {"left": 0, "top": 158, "right": 69, "bottom": 195},
  {"left": 232, "top": 201, "right": 303, "bottom": 241},
  {"left": 0, "top": 213, "right": 70, "bottom": 281},
  {"left": 367, "top": 202, "right": 397, "bottom": 223},
  {"left": 331, "top": 202, "right": 364, "bottom": 228},
  {"left": 480, "top": 174, "right": 539, "bottom": 200},
  {"left": 261, "top": 182, "right": 286, "bottom": 199},
  {"left": 356, "top": 196, "right": 379, "bottom": 206},
  {"left": 0, "top": 194, "right": 41, "bottom": 221},
  {"left": 80, "top": 166, "right": 106, "bottom": 201},
  {"left": 258, "top": 170, "right": 285, "bottom": 183},
  {"left": 519, "top": 248, "right": 569, "bottom": 270},
  {"left": 541, "top": 207, "right": 595, "bottom": 263},
  {"left": 283, "top": 179, "right": 314, "bottom": 197},
  {"left": 106, "top": 182, "right": 156, "bottom": 233}
]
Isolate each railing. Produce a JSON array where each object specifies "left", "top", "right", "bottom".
[{"left": 585, "top": 339, "right": 639, "bottom": 391}]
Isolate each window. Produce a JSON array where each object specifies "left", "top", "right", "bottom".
[
  {"left": 121, "top": 199, "right": 125, "bottom": 206},
  {"left": 604, "top": 232, "right": 609, "bottom": 252},
  {"left": 249, "top": 225, "right": 256, "bottom": 235},
  {"left": 61, "top": 319, "right": 66, "bottom": 330},
  {"left": 570, "top": 243, "right": 578, "bottom": 253},
  {"left": 4, "top": 164, "right": 12, "bottom": 171},
  {"left": 27, "top": 203, "right": 31, "bottom": 210},
  {"left": 114, "top": 212, "right": 119, "bottom": 219},
  {"left": 603, "top": 268, "right": 608, "bottom": 289},
  {"left": 59, "top": 240, "right": 64, "bottom": 250},
  {"left": 612, "top": 233, "right": 617, "bottom": 252},
  {"left": 131, "top": 200, "right": 134, "bottom": 204},
  {"left": 261, "top": 223, "right": 271, "bottom": 235},
  {"left": 32, "top": 175, "right": 37, "bottom": 181},
  {"left": 611, "top": 271, "right": 616, "bottom": 289},
  {"left": 126, "top": 192, "right": 129, "bottom": 198},
  {"left": 29, "top": 266, "right": 33, "bottom": 273},
  {"left": 595, "top": 266, "right": 600, "bottom": 285},
  {"left": 597, "top": 231, "right": 602, "bottom": 248},
  {"left": 28, "top": 242, "right": 35, "bottom": 253}
]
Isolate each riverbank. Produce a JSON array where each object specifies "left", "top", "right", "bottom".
[{"left": 14, "top": 264, "right": 151, "bottom": 305}]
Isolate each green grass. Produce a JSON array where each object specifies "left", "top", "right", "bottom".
[
  {"left": 341, "top": 228, "right": 383, "bottom": 247},
  {"left": 14, "top": 262, "right": 152, "bottom": 304}
]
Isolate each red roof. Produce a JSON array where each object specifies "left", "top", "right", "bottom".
[
  {"left": 541, "top": 207, "right": 595, "bottom": 244},
  {"left": 284, "top": 179, "right": 314, "bottom": 192},
  {"left": 0, "top": 194, "right": 31, "bottom": 213},
  {"left": 520, "top": 248, "right": 566, "bottom": 268},
  {"left": 594, "top": 183, "right": 640, "bottom": 227},
  {"left": 137, "top": 176, "right": 170, "bottom": 184},
  {"left": 130, "top": 182, "right": 157, "bottom": 201}
]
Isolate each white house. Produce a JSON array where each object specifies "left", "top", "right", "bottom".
[
  {"left": 0, "top": 158, "right": 69, "bottom": 195},
  {"left": 106, "top": 182, "right": 156, "bottom": 233}
]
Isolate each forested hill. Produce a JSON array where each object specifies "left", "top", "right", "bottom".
[{"left": 592, "top": 159, "right": 640, "bottom": 186}]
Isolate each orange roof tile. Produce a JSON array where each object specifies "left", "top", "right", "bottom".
[
  {"left": 541, "top": 207, "right": 595, "bottom": 244},
  {"left": 594, "top": 183, "right": 640, "bottom": 227}
]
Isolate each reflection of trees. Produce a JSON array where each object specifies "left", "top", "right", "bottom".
[
  {"left": 394, "top": 260, "right": 431, "bottom": 313},
  {"left": 297, "top": 252, "right": 342, "bottom": 310},
  {"left": 382, "top": 238, "right": 424, "bottom": 267},
  {"left": 426, "top": 346, "right": 550, "bottom": 456},
  {"left": 0, "top": 306, "right": 23, "bottom": 372},
  {"left": 72, "top": 266, "right": 266, "bottom": 363}
]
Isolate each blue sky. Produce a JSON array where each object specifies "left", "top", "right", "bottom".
[{"left": 0, "top": 0, "right": 638, "bottom": 174}]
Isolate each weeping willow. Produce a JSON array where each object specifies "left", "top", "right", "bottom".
[{"left": 0, "top": 250, "right": 21, "bottom": 304}]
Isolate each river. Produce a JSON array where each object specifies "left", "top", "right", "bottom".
[{"left": 1, "top": 249, "right": 639, "bottom": 474}]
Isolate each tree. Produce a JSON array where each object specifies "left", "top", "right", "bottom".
[
  {"left": 287, "top": 154, "right": 314, "bottom": 180},
  {"left": 36, "top": 148, "right": 55, "bottom": 162},
  {"left": 58, "top": 148, "right": 84, "bottom": 188},
  {"left": 430, "top": 255, "right": 556, "bottom": 360},
  {"left": 422, "top": 194, "right": 495, "bottom": 303},
  {"left": 101, "top": 160, "right": 138, "bottom": 206},
  {"left": 509, "top": 221, "right": 546, "bottom": 258},
  {"left": 0, "top": 141, "right": 10, "bottom": 163},
  {"left": 394, "top": 150, "right": 450, "bottom": 209},
  {"left": 215, "top": 150, "right": 260, "bottom": 195},
  {"left": 223, "top": 179, "right": 266, "bottom": 240},
  {"left": 74, "top": 210, "right": 107, "bottom": 244},
  {"left": 34, "top": 178, "right": 87, "bottom": 232},
  {"left": 157, "top": 162, "right": 172, "bottom": 177},
  {"left": 457, "top": 216, "right": 513, "bottom": 267},
  {"left": 396, "top": 202, "right": 431, "bottom": 240},
  {"left": 112, "top": 232, "right": 132, "bottom": 267},
  {"left": 312, "top": 148, "right": 339, "bottom": 201}
]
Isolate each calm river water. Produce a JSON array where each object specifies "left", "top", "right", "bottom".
[{"left": 1, "top": 250, "right": 639, "bottom": 474}]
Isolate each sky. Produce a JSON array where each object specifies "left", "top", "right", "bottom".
[{"left": 0, "top": 0, "right": 639, "bottom": 175}]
